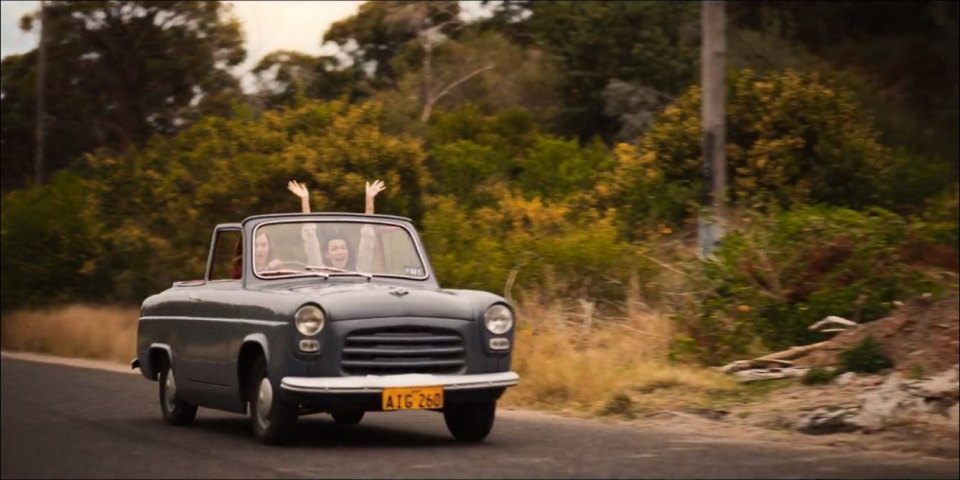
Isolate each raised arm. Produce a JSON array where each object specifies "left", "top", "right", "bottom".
[
  {"left": 358, "top": 180, "right": 386, "bottom": 272},
  {"left": 365, "top": 180, "right": 385, "bottom": 215},
  {"left": 287, "top": 180, "right": 324, "bottom": 265}
]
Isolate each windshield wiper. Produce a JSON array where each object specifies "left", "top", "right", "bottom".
[
  {"left": 259, "top": 269, "right": 327, "bottom": 278},
  {"left": 305, "top": 265, "right": 346, "bottom": 273},
  {"left": 306, "top": 265, "right": 371, "bottom": 282}
]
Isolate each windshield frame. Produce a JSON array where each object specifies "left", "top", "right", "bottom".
[{"left": 250, "top": 217, "right": 431, "bottom": 282}]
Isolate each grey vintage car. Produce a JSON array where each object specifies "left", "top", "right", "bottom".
[{"left": 132, "top": 212, "right": 518, "bottom": 444}]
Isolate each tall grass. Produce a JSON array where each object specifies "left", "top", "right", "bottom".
[
  {"left": 500, "top": 293, "right": 739, "bottom": 415},
  {"left": 1, "top": 305, "right": 139, "bottom": 364}
]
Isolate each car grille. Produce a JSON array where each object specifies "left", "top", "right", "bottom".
[{"left": 341, "top": 326, "right": 466, "bottom": 375}]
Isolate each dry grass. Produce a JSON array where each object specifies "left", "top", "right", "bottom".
[
  {"left": 1, "top": 304, "right": 139, "bottom": 364},
  {"left": 500, "top": 297, "right": 741, "bottom": 417},
  {"left": 1, "top": 300, "right": 741, "bottom": 418}
]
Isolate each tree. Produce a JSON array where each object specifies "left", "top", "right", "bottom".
[
  {"left": 728, "top": 1, "right": 959, "bottom": 177},
  {"left": 375, "top": 30, "right": 562, "bottom": 129},
  {"left": 251, "top": 50, "right": 371, "bottom": 109},
  {"left": 323, "top": 1, "right": 460, "bottom": 91},
  {"left": 325, "top": 1, "right": 512, "bottom": 124},
  {"left": 1, "top": 1, "right": 247, "bottom": 191},
  {"left": 480, "top": 1, "right": 700, "bottom": 142}
]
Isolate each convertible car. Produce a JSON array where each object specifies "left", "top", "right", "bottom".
[{"left": 132, "top": 213, "right": 519, "bottom": 444}]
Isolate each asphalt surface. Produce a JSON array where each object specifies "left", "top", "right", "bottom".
[{"left": 2, "top": 356, "right": 958, "bottom": 479}]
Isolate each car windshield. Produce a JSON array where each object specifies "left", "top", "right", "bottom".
[{"left": 252, "top": 220, "right": 426, "bottom": 280}]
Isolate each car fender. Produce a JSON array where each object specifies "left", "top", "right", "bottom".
[
  {"left": 241, "top": 333, "right": 271, "bottom": 365},
  {"left": 145, "top": 343, "right": 174, "bottom": 380}
]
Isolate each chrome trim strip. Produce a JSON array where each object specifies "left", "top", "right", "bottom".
[
  {"left": 280, "top": 371, "right": 519, "bottom": 394},
  {"left": 139, "top": 315, "right": 286, "bottom": 327}
]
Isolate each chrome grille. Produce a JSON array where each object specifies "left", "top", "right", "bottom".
[{"left": 341, "top": 326, "right": 466, "bottom": 375}]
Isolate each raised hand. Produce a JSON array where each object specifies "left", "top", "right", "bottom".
[
  {"left": 364, "top": 180, "right": 385, "bottom": 214},
  {"left": 365, "top": 180, "right": 385, "bottom": 200},
  {"left": 287, "top": 180, "right": 311, "bottom": 213},
  {"left": 287, "top": 180, "right": 309, "bottom": 200}
]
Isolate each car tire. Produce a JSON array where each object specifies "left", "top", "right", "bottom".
[
  {"left": 331, "top": 410, "right": 365, "bottom": 425},
  {"left": 248, "top": 356, "right": 297, "bottom": 445},
  {"left": 443, "top": 401, "right": 496, "bottom": 442},
  {"left": 158, "top": 361, "right": 198, "bottom": 426}
]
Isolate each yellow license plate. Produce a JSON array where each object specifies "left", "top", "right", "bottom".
[{"left": 382, "top": 386, "right": 444, "bottom": 411}]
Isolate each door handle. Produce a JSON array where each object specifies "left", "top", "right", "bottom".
[{"left": 188, "top": 294, "right": 202, "bottom": 302}]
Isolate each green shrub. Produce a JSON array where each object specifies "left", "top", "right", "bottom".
[
  {"left": 0, "top": 172, "right": 107, "bottom": 311},
  {"left": 606, "top": 69, "right": 903, "bottom": 233},
  {"left": 2, "top": 101, "right": 432, "bottom": 306},
  {"left": 422, "top": 191, "right": 646, "bottom": 307},
  {"left": 688, "top": 205, "right": 952, "bottom": 363},
  {"left": 840, "top": 336, "right": 893, "bottom": 373},
  {"left": 802, "top": 366, "right": 839, "bottom": 385}
]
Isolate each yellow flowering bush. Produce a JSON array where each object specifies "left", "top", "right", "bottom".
[{"left": 605, "top": 69, "right": 897, "bottom": 235}]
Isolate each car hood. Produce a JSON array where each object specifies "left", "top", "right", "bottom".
[{"left": 287, "top": 282, "right": 502, "bottom": 321}]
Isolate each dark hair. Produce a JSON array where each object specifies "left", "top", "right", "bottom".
[
  {"left": 232, "top": 236, "right": 243, "bottom": 279},
  {"left": 323, "top": 235, "right": 357, "bottom": 271}
]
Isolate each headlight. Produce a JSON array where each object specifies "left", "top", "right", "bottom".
[
  {"left": 295, "top": 305, "right": 325, "bottom": 336},
  {"left": 484, "top": 304, "right": 514, "bottom": 335}
]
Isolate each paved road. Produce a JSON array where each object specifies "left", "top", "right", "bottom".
[{"left": 2, "top": 356, "right": 957, "bottom": 479}]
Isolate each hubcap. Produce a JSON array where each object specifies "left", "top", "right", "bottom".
[
  {"left": 164, "top": 369, "right": 177, "bottom": 412},
  {"left": 255, "top": 378, "right": 273, "bottom": 429}
]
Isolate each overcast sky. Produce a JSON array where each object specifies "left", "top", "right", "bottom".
[
  {"left": 1, "top": 1, "right": 495, "bottom": 91},
  {"left": 1, "top": 1, "right": 361, "bottom": 86}
]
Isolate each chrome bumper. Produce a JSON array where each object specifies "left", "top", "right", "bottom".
[{"left": 280, "top": 371, "right": 519, "bottom": 394}]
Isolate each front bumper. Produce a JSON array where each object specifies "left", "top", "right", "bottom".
[{"left": 280, "top": 371, "right": 519, "bottom": 394}]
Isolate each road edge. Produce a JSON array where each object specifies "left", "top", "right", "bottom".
[{"left": 1, "top": 350, "right": 138, "bottom": 375}]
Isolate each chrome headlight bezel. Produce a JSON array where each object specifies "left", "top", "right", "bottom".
[
  {"left": 295, "top": 305, "right": 325, "bottom": 336},
  {"left": 483, "top": 304, "right": 514, "bottom": 335}
]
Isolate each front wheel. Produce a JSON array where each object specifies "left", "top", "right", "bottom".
[
  {"left": 443, "top": 401, "right": 496, "bottom": 442},
  {"left": 158, "top": 361, "right": 197, "bottom": 426},
  {"left": 248, "top": 356, "right": 297, "bottom": 445}
]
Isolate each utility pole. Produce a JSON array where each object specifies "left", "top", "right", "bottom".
[
  {"left": 34, "top": 0, "right": 47, "bottom": 185},
  {"left": 698, "top": 0, "right": 726, "bottom": 258}
]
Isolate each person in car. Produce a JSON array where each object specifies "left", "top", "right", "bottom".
[
  {"left": 287, "top": 179, "right": 384, "bottom": 272},
  {"left": 231, "top": 180, "right": 384, "bottom": 278}
]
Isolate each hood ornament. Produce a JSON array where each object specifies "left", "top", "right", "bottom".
[{"left": 390, "top": 287, "right": 409, "bottom": 297}]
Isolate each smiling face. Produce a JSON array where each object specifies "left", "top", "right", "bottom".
[
  {"left": 255, "top": 233, "right": 270, "bottom": 270},
  {"left": 326, "top": 238, "right": 349, "bottom": 269}
]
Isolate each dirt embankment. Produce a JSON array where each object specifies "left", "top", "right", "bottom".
[
  {"left": 634, "top": 296, "right": 960, "bottom": 459},
  {"left": 796, "top": 295, "right": 959, "bottom": 375}
]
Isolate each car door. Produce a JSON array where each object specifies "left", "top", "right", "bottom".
[{"left": 179, "top": 226, "right": 243, "bottom": 387}]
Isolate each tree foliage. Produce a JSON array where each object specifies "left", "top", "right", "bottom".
[
  {"left": 251, "top": 50, "right": 371, "bottom": 109},
  {"left": 322, "top": 1, "right": 460, "bottom": 90},
  {"left": 1, "top": 0, "right": 246, "bottom": 191},
  {"left": 603, "top": 69, "right": 903, "bottom": 238},
  {"left": 0, "top": 171, "right": 106, "bottom": 308},
  {"left": 480, "top": 0, "right": 700, "bottom": 141},
  {"left": 374, "top": 30, "right": 562, "bottom": 127},
  {"left": 1, "top": 100, "right": 428, "bottom": 308},
  {"left": 728, "top": 1, "right": 959, "bottom": 177}
]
